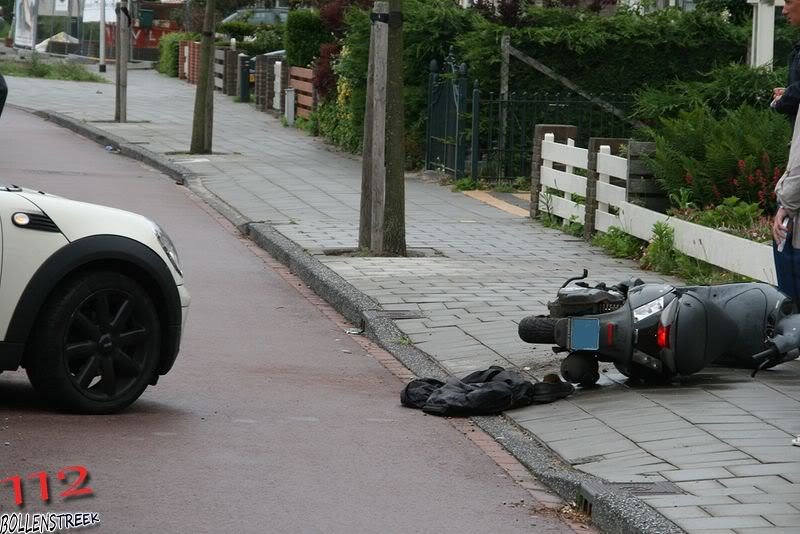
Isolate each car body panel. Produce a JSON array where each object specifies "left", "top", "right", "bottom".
[{"left": 0, "top": 191, "right": 69, "bottom": 339}]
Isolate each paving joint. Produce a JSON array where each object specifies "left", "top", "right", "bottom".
[{"left": 18, "top": 100, "right": 685, "bottom": 534}]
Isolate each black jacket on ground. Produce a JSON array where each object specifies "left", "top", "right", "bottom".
[{"left": 775, "top": 42, "right": 800, "bottom": 127}]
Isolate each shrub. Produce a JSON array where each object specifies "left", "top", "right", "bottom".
[
  {"left": 158, "top": 32, "right": 199, "bottom": 77},
  {"left": 314, "top": 95, "right": 362, "bottom": 153},
  {"left": 218, "top": 21, "right": 260, "bottom": 41},
  {"left": 285, "top": 9, "right": 331, "bottom": 67},
  {"left": 646, "top": 105, "right": 790, "bottom": 210},
  {"left": 238, "top": 26, "right": 285, "bottom": 56},
  {"left": 641, "top": 222, "right": 677, "bottom": 274},
  {"left": 592, "top": 227, "right": 646, "bottom": 258},
  {"left": 314, "top": 42, "right": 340, "bottom": 101}
]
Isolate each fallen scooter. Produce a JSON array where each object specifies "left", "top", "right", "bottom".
[{"left": 518, "top": 270, "right": 800, "bottom": 387}]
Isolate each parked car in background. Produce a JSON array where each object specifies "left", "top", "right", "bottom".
[{"left": 221, "top": 7, "right": 289, "bottom": 26}]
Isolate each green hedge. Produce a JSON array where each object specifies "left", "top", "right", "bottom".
[
  {"left": 238, "top": 26, "right": 285, "bottom": 56},
  {"left": 285, "top": 9, "right": 330, "bottom": 67},
  {"left": 315, "top": 4, "right": 757, "bottom": 167},
  {"left": 458, "top": 8, "right": 749, "bottom": 98},
  {"left": 158, "top": 32, "right": 199, "bottom": 77},
  {"left": 634, "top": 63, "right": 787, "bottom": 122}
]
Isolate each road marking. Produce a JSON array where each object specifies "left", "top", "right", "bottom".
[{"left": 463, "top": 191, "right": 529, "bottom": 217}]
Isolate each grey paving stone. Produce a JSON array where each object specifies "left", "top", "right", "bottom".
[
  {"left": 763, "top": 513, "right": 800, "bottom": 527},
  {"left": 662, "top": 467, "right": 735, "bottom": 482},
  {"left": 656, "top": 506, "right": 711, "bottom": 520},
  {"left": 703, "top": 503, "right": 797, "bottom": 516},
  {"left": 719, "top": 476, "right": 795, "bottom": 489},
  {"left": 733, "top": 529, "right": 800, "bottom": 534},
  {"left": 728, "top": 463, "right": 800, "bottom": 477},
  {"left": 671, "top": 516, "right": 771, "bottom": 530},
  {"left": 640, "top": 495, "right": 740, "bottom": 507}
]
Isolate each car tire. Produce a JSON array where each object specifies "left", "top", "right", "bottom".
[{"left": 26, "top": 271, "right": 160, "bottom": 414}]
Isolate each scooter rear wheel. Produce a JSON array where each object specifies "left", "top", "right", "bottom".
[{"left": 518, "top": 316, "right": 557, "bottom": 344}]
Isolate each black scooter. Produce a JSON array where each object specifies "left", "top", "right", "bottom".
[{"left": 518, "top": 270, "right": 800, "bottom": 387}]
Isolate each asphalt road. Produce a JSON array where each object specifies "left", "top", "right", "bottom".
[{"left": 0, "top": 107, "right": 584, "bottom": 533}]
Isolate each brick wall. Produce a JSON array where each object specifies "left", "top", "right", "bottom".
[
  {"left": 224, "top": 50, "right": 238, "bottom": 96},
  {"left": 255, "top": 55, "right": 270, "bottom": 112},
  {"left": 188, "top": 41, "right": 201, "bottom": 85},
  {"left": 178, "top": 41, "right": 188, "bottom": 79}
]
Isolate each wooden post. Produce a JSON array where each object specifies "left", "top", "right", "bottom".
[
  {"left": 369, "top": 1, "right": 389, "bottom": 255},
  {"left": 530, "top": 124, "right": 578, "bottom": 218},
  {"left": 115, "top": 2, "right": 129, "bottom": 123},
  {"left": 627, "top": 141, "right": 668, "bottom": 212},
  {"left": 358, "top": 0, "right": 406, "bottom": 256},
  {"left": 359, "top": 5, "right": 378, "bottom": 250},
  {"left": 499, "top": 33, "right": 510, "bottom": 158},
  {"left": 584, "top": 137, "right": 626, "bottom": 241}
]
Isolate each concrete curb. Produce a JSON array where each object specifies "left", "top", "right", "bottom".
[
  {"left": 20, "top": 107, "right": 196, "bottom": 186},
  {"left": 26, "top": 107, "right": 684, "bottom": 534}
]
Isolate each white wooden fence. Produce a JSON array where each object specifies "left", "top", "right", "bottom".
[{"left": 539, "top": 133, "right": 777, "bottom": 284}]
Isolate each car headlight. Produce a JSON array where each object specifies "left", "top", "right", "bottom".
[{"left": 151, "top": 222, "right": 183, "bottom": 277}]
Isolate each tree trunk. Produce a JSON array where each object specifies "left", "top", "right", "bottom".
[
  {"left": 383, "top": 0, "right": 406, "bottom": 256},
  {"left": 190, "top": 0, "right": 215, "bottom": 154}
]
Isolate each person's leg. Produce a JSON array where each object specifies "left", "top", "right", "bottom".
[
  {"left": 773, "top": 236, "right": 800, "bottom": 445},
  {"left": 773, "top": 233, "right": 800, "bottom": 300}
]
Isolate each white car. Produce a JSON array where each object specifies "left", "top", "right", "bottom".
[{"left": 0, "top": 184, "right": 190, "bottom": 414}]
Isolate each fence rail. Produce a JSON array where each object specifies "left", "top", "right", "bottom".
[
  {"left": 536, "top": 132, "right": 776, "bottom": 284},
  {"left": 289, "top": 67, "right": 315, "bottom": 119}
]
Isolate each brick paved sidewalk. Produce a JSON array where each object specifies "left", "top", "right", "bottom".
[{"left": 6, "top": 68, "right": 800, "bottom": 533}]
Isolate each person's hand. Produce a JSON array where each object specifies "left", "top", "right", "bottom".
[{"left": 774, "top": 207, "right": 791, "bottom": 243}]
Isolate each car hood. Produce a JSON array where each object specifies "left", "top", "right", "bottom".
[{"left": 16, "top": 191, "right": 160, "bottom": 246}]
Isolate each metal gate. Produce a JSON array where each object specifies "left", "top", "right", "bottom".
[{"left": 424, "top": 49, "right": 468, "bottom": 180}]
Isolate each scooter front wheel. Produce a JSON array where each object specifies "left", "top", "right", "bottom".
[{"left": 561, "top": 353, "right": 600, "bottom": 387}]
